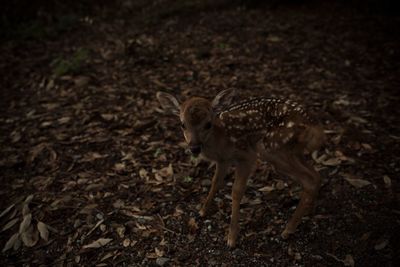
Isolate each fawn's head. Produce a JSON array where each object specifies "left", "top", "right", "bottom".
[{"left": 156, "top": 89, "right": 236, "bottom": 155}]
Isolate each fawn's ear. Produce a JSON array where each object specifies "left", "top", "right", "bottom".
[
  {"left": 211, "top": 89, "right": 236, "bottom": 112},
  {"left": 156, "top": 91, "right": 180, "bottom": 116}
]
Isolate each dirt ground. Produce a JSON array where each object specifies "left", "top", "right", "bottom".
[{"left": 1, "top": 1, "right": 399, "bottom": 266}]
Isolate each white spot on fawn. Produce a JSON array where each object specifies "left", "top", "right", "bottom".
[{"left": 287, "top": 121, "right": 295, "bottom": 128}]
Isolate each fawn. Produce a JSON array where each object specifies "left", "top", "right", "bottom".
[{"left": 156, "top": 89, "right": 325, "bottom": 247}]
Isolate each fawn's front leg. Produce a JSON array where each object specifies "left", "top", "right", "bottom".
[
  {"left": 200, "top": 162, "right": 229, "bottom": 217},
  {"left": 227, "top": 159, "right": 255, "bottom": 247}
]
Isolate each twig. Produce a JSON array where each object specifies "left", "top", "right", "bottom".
[
  {"left": 160, "top": 225, "right": 179, "bottom": 235},
  {"left": 325, "top": 252, "right": 344, "bottom": 264},
  {"left": 82, "top": 219, "right": 105, "bottom": 242}
]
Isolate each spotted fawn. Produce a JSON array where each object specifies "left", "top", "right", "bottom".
[{"left": 157, "top": 89, "right": 325, "bottom": 247}]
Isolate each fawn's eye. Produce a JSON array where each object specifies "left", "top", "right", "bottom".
[
  {"left": 204, "top": 122, "right": 212, "bottom": 130},
  {"left": 181, "top": 122, "right": 186, "bottom": 129}
]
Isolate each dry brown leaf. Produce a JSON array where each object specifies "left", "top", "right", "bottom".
[
  {"left": 114, "top": 163, "right": 126, "bottom": 172},
  {"left": 258, "top": 185, "right": 275, "bottom": 192},
  {"left": 13, "top": 235, "right": 21, "bottom": 251},
  {"left": 349, "top": 116, "right": 368, "bottom": 124},
  {"left": 139, "top": 168, "right": 148, "bottom": 179},
  {"left": 28, "top": 143, "right": 47, "bottom": 163},
  {"left": 101, "top": 114, "right": 114, "bottom": 121},
  {"left": 74, "top": 76, "right": 90, "bottom": 87},
  {"left": 123, "top": 238, "right": 131, "bottom": 247},
  {"left": 344, "top": 176, "right": 371, "bottom": 188},
  {"left": 19, "top": 213, "right": 32, "bottom": 234},
  {"left": 37, "top": 221, "right": 49, "bottom": 241},
  {"left": 2, "top": 233, "right": 20, "bottom": 252},
  {"left": 157, "top": 164, "right": 174, "bottom": 178},
  {"left": 21, "top": 225, "right": 39, "bottom": 247},
  {"left": 344, "top": 254, "right": 355, "bottom": 267},
  {"left": 275, "top": 180, "right": 286, "bottom": 190},
  {"left": 249, "top": 198, "right": 263, "bottom": 205},
  {"left": 155, "top": 247, "right": 164, "bottom": 257},
  {"left": 146, "top": 252, "right": 158, "bottom": 259},
  {"left": 116, "top": 226, "right": 125, "bottom": 238},
  {"left": 100, "top": 252, "right": 114, "bottom": 262},
  {"left": 58, "top": 117, "right": 71, "bottom": 124},
  {"left": 24, "top": 194, "right": 34, "bottom": 203},
  {"left": 83, "top": 238, "right": 112, "bottom": 249},
  {"left": 22, "top": 204, "right": 30, "bottom": 216},
  {"left": 383, "top": 175, "right": 391, "bottom": 188},
  {"left": 188, "top": 217, "right": 198, "bottom": 234},
  {"left": 0, "top": 204, "right": 15, "bottom": 218},
  {"left": 113, "top": 199, "right": 125, "bottom": 209},
  {"left": 85, "top": 183, "right": 104, "bottom": 191},
  {"left": 374, "top": 239, "right": 388, "bottom": 250},
  {"left": 2, "top": 218, "right": 19, "bottom": 232},
  {"left": 79, "top": 204, "right": 98, "bottom": 214},
  {"left": 322, "top": 158, "right": 341, "bottom": 166},
  {"left": 361, "top": 143, "right": 372, "bottom": 150},
  {"left": 81, "top": 152, "right": 108, "bottom": 162},
  {"left": 267, "top": 35, "right": 281, "bottom": 42}
]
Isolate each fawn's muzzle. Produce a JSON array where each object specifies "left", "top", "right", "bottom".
[{"left": 189, "top": 145, "right": 201, "bottom": 156}]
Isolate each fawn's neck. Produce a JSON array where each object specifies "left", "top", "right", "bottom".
[{"left": 200, "top": 119, "right": 231, "bottom": 162}]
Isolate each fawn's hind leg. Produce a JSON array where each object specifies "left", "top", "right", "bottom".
[{"left": 261, "top": 150, "right": 321, "bottom": 239}]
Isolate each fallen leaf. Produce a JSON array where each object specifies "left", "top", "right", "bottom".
[
  {"left": 155, "top": 247, "right": 164, "bottom": 257},
  {"left": 139, "top": 168, "right": 148, "bottom": 179},
  {"left": 100, "top": 252, "right": 114, "bottom": 262},
  {"left": 22, "top": 204, "right": 30, "bottom": 216},
  {"left": 28, "top": 143, "right": 47, "bottom": 163},
  {"left": 114, "top": 163, "right": 126, "bottom": 172},
  {"left": 383, "top": 175, "right": 391, "bottom": 188},
  {"left": 24, "top": 194, "right": 34, "bottom": 203},
  {"left": 275, "top": 180, "right": 285, "bottom": 190},
  {"left": 116, "top": 226, "right": 125, "bottom": 238},
  {"left": 157, "top": 164, "right": 174, "bottom": 178},
  {"left": 21, "top": 225, "right": 39, "bottom": 247},
  {"left": 2, "top": 218, "right": 19, "bottom": 232},
  {"left": 374, "top": 239, "right": 388, "bottom": 250},
  {"left": 361, "top": 143, "right": 372, "bottom": 150},
  {"left": 2, "top": 233, "right": 19, "bottom": 252},
  {"left": 259, "top": 185, "right": 275, "bottom": 192},
  {"left": 344, "top": 176, "right": 371, "bottom": 188},
  {"left": 349, "top": 116, "right": 368, "bottom": 124},
  {"left": 83, "top": 238, "right": 112, "bottom": 249},
  {"left": 267, "top": 35, "right": 281, "bottom": 42},
  {"left": 123, "top": 238, "right": 131, "bottom": 247},
  {"left": 19, "top": 213, "right": 32, "bottom": 234},
  {"left": 113, "top": 199, "right": 125, "bottom": 209},
  {"left": 322, "top": 158, "right": 341, "bottom": 166},
  {"left": 344, "top": 254, "right": 355, "bottom": 267},
  {"left": 0, "top": 204, "right": 15, "bottom": 218},
  {"left": 58, "top": 117, "right": 71, "bottom": 124},
  {"left": 188, "top": 218, "right": 198, "bottom": 234},
  {"left": 37, "top": 221, "right": 49, "bottom": 241}
]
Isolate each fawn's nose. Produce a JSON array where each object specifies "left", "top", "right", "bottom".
[{"left": 189, "top": 145, "right": 201, "bottom": 156}]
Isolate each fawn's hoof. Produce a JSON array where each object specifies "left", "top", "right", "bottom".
[
  {"left": 281, "top": 228, "right": 295, "bottom": 239},
  {"left": 199, "top": 208, "right": 207, "bottom": 217},
  {"left": 227, "top": 236, "right": 236, "bottom": 248}
]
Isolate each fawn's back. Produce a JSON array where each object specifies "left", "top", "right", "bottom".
[{"left": 216, "top": 97, "right": 324, "bottom": 158}]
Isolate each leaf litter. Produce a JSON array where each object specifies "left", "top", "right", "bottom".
[{"left": 0, "top": 1, "right": 398, "bottom": 266}]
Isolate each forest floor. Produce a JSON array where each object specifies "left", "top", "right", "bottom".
[{"left": 1, "top": 1, "right": 399, "bottom": 266}]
